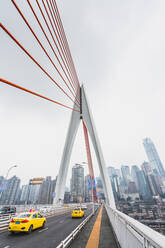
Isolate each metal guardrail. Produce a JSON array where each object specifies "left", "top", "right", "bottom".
[
  {"left": 56, "top": 207, "right": 98, "bottom": 248},
  {"left": 105, "top": 204, "right": 165, "bottom": 248}
]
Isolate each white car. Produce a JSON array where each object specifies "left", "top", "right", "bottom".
[
  {"left": 40, "top": 207, "right": 50, "bottom": 213},
  {"left": 81, "top": 204, "right": 87, "bottom": 210}
]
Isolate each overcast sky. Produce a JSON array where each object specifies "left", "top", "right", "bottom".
[{"left": 1, "top": 0, "right": 165, "bottom": 186}]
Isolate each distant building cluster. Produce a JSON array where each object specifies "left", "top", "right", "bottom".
[
  {"left": 0, "top": 176, "right": 57, "bottom": 205},
  {"left": 0, "top": 137, "right": 165, "bottom": 206},
  {"left": 108, "top": 138, "right": 165, "bottom": 202},
  {"left": 68, "top": 164, "right": 104, "bottom": 203}
]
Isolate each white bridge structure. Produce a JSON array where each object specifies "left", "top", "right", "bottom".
[
  {"left": 54, "top": 86, "right": 165, "bottom": 248},
  {"left": 1, "top": 0, "right": 164, "bottom": 246}
]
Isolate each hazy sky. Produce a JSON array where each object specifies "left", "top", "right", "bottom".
[{"left": 1, "top": 0, "right": 165, "bottom": 186}]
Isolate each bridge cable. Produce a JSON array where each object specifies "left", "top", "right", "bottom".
[
  {"left": 0, "top": 78, "right": 79, "bottom": 112},
  {"left": 45, "top": 0, "right": 79, "bottom": 93},
  {"left": 28, "top": 0, "right": 79, "bottom": 101},
  {"left": 0, "top": 23, "right": 80, "bottom": 109},
  {"left": 53, "top": 0, "right": 80, "bottom": 90},
  {"left": 51, "top": 0, "right": 80, "bottom": 100},
  {"left": 11, "top": 0, "right": 80, "bottom": 107},
  {"left": 40, "top": 0, "right": 79, "bottom": 94}
]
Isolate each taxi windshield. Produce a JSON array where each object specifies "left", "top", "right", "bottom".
[{"left": 74, "top": 208, "right": 81, "bottom": 211}]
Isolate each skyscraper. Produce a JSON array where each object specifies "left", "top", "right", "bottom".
[
  {"left": 0, "top": 176, "right": 20, "bottom": 205},
  {"left": 84, "top": 174, "right": 91, "bottom": 202},
  {"left": 107, "top": 166, "right": 120, "bottom": 199},
  {"left": 20, "top": 185, "right": 29, "bottom": 203},
  {"left": 141, "top": 161, "right": 153, "bottom": 175},
  {"left": 131, "top": 165, "right": 140, "bottom": 190},
  {"left": 143, "top": 138, "right": 165, "bottom": 177},
  {"left": 136, "top": 171, "right": 152, "bottom": 200},
  {"left": 121, "top": 165, "right": 131, "bottom": 186},
  {"left": 38, "top": 176, "right": 56, "bottom": 204},
  {"left": 70, "top": 164, "right": 84, "bottom": 202},
  {"left": 38, "top": 176, "right": 52, "bottom": 204},
  {"left": 27, "top": 179, "right": 42, "bottom": 204}
]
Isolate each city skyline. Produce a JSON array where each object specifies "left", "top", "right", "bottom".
[
  {"left": 1, "top": 137, "right": 164, "bottom": 187},
  {"left": 1, "top": 152, "right": 165, "bottom": 205},
  {"left": 1, "top": 1, "right": 165, "bottom": 185}
]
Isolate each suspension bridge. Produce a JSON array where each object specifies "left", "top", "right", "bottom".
[{"left": 0, "top": 1, "right": 165, "bottom": 247}]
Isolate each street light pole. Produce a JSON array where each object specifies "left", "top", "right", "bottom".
[{"left": 5, "top": 165, "right": 18, "bottom": 180}]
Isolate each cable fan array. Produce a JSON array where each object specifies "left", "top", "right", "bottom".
[{"left": 0, "top": 0, "right": 80, "bottom": 112}]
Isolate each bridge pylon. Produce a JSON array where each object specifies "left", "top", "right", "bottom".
[{"left": 54, "top": 85, "right": 116, "bottom": 209}]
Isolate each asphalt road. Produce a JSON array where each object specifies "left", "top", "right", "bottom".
[{"left": 0, "top": 206, "right": 94, "bottom": 248}]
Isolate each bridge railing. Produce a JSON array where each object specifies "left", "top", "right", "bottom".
[{"left": 105, "top": 204, "right": 165, "bottom": 248}]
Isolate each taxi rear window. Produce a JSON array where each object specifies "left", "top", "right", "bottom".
[
  {"left": 18, "top": 214, "right": 31, "bottom": 218},
  {"left": 74, "top": 208, "right": 81, "bottom": 211}
]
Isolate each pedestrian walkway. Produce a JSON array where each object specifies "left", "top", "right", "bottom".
[
  {"left": 71, "top": 206, "right": 119, "bottom": 248},
  {"left": 86, "top": 205, "right": 103, "bottom": 248},
  {"left": 99, "top": 206, "right": 119, "bottom": 248}
]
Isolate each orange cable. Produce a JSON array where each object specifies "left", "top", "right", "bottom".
[
  {"left": 11, "top": 0, "right": 79, "bottom": 105},
  {"left": 46, "top": 0, "right": 76, "bottom": 92},
  {"left": 0, "top": 78, "right": 79, "bottom": 112},
  {"left": 53, "top": 0, "right": 80, "bottom": 85},
  {"left": 0, "top": 23, "right": 80, "bottom": 109}
]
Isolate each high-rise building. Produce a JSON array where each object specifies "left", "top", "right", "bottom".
[
  {"left": 131, "top": 165, "right": 140, "bottom": 190},
  {"left": 136, "top": 171, "right": 151, "bottom": 200},
  {"left": 96, "top": 177, "right": 104, "bottom": 201},
  {"left": 128, "top": 181, "right": 138, "bottom": 194},
  {"left": 107, "top": 167, "right": 116, "bottom": 177},
  {"left": 20, "top": 185, "right": 29, "bottom": 203},
  {"left": 147, "top": 174, "right": 163, "bottom": 196},
  {"left": 70, "top": 164, "right": 84, "bottom": 202},
  {"left": 49, "top": 178, "right": 56, "bottom": 204},
  {"left": 143, "top": 138, "right": 165, "bottom": 177},
  {"left": 84, "top": 175, "right": 91, "bottom": 202},
  {"left": 0, "top": 176, "right": 20, "bottom": 205},
  {"left": 38, "top": 177, "right": 51, "bottom": 204},
  {"left": 27, "top": 179, "right": 41, "bottom": 204},
  {"left": 107, "top": 166, "right": 120, "bottom": 199},
  {"left": 141, "top": 161, "right": 153, "bottom": 175},
  {"left": 121, "top": 165, "right": 131, "bottom": 186},
  {"left": 38, "top": 176, "right": 56, "bottom": 204}
]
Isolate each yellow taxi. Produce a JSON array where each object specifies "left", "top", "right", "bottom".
[
  {"left": 8, "top": 211, "right": 46, "bottom": 234},
  {"left": 72, "top": 207, "right": 84, "bottom": 218}
]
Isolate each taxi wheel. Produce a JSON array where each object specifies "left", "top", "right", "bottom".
[
  {"left": 27, "top": 225, "right": 33, "bottom": 234},
  {"left": 42, "top": 221, "right": 46, "bottom": 228},
  {"left": 9, "top": 231, "right": 15, "bottom": 235}
]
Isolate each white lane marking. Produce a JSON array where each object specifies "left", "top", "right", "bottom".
[
  {"left": 59, "top": 220, "right": 64, "bottom": 224},
  {"left": 3, "top": 246, "right": 10, "bottom": 248},
  {"left": 38, "top": 227, "right": 48, "bottom": 233}
]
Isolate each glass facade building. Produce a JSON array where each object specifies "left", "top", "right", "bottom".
[{"left": 143, "top": 138, "right": 165, "bottom": 177}]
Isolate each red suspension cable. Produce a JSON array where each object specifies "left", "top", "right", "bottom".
[
  {"left": 52, "top": 0, "right": 80, "bottom": 98},
  {"left": 0, "top": 78, "right": 80, "bottom": 112},
  {"left": 41, "top": 0, "right": 79, "bottom": 92},
  {"left": 11, "top": 0, "right": 78, "bottom": 105},
  {"left": 0, "top": 23, "right": 80, "bottom": 109},
  {"left": 33, "top": 0, "right": 80, "bottom": 104},
  {"left": 46, "top": 0, "right": 77, "bottom": 93},
  {"left": 53, "top": 0, "right": 80, "bottom": 88}
]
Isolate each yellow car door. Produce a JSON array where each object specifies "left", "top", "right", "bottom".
[
  {"left": 37, "top": 213, "right": 44, "bottom": 227},
  {"left": 31, "top": 213, "right": 38, "bottom": 229}
]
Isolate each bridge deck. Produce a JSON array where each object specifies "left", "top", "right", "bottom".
[{"left": 71, "top": 206, "right": 119, "bottom": 248}]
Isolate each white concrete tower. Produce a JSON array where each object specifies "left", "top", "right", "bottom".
[{"left": 54, "top": 85, "right": 116, "bottom": 209}]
